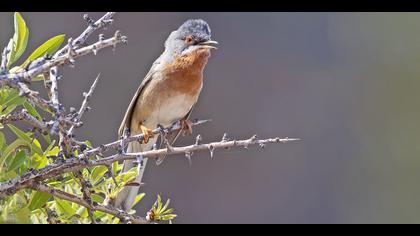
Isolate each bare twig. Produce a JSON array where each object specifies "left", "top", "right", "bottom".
[
  {"left": 0, "top": 47, "right": 9, "bottom": 74},
  {"left": 49, "top": 67, "right": 60, "bottom": 111},
  {"left": 68, "top": 74, "right": 100, "bottom": 136},
  {"left": 0, "top": 33, "right": 127, "bottom": 83},
  {"left": 16, "top": 82, "right": 56, "bottom": 113},
  {"left": 54, "top": 12, "right": 116, "bottom": 58},
  {"left": 0, "top": 110, "right": 56, "bottom": 134},
  {"left": 96, "top": 136, "right": 300, "bottom": 166},
  {"left": 86, "top": 119, "right": 212, "bottom": 157}
]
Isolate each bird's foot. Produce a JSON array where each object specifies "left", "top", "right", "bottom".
[
  {"left": 140, "top": 125, "right": 154, "bottom": 144},
  {"left": 180, "top": 119, "right": 193, "bottom": 136}
]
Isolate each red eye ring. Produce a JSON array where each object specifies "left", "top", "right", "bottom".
[{"left": 185, "top": 35, "right": 194, "bottom": 44}]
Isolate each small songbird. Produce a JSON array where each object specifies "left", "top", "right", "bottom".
[{"left": 114, "top": 19, "right": 217, "bottom": 210}]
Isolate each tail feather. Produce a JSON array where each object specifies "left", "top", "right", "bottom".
[{"left": 114, "top": 139, "right": 154, "bottom": 210}]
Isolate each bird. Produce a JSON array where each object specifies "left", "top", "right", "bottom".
[{"left": 114, "top": 19, "right": 218, "bottom": 210}]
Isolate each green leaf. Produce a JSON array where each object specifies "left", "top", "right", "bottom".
[
  {"left": 1, "top": 104, "right": 19, "bottom": 117},
  {"left": 30, "top": 153, "right": 48, "bottom": 169},
  {"left": 13, "top": 13, "right": 29, "bottom": 61},
  {"left": 161, "top": 198, "right": 170, "bottom": 213},
  {"left": 0, "top": 131, "right": 5, "bottom": 151},
  {"left": 162, "top": 208, "right": 174, "bottom": 215},
  {"left": 7, "top": 124, "right": 43, "bottom": 155},
  {"left": 7, "top": 12, "right": 29, "bottom": 68},
  {"left": 160, "top": 214, "right": 177, "bottom": 221},
  {"left": 85, "top": 140, "right": 93, "bottom": 148},
  {"left": 54, "top": 198, "right": 76, "bottom": 217},
  {"left": 90, "top": 166, "right": 108, "bottom": 185},
  {"left": 91, "top": 194, "right": 105, "bottom": 204},
  {"left": 112, "top": 161, "right": 119, "bottom": 176},
  {"left": 8, "top": 149, "right": 26, "bottom": 172},
  {"left": 150, "top": 195, "right": 177, "bottom": 222},
  {"left": 6, "top": 40, "right": 16, "bottom": 69},
  {"left": 30, "top": 209, "right": 48, "bottom": 224},
  {"left": 9, "top": 66, "right": 22, "bottom": 73},
  {"left": 22, "top": 34, "right": 65, "bottom": 68},
  {"left": 1, "top": 93, "right": 26, "bottom": 116},
  {"left": 0, "top": 169, "right": 18, "bottom": 182},
  {"left": 131, "top": 193, "right": 145, "bottom": 209},
  {"left": 156, "top": 194, "right": 163, "bottom": 212},
  {"left": 2, "top": 90, "right": 23, "bottom": 108},
  {"left": 7, "top": 124, "right": 32, "bottom": 143},
  {"left": 46, "top": 146, "right": 59, "bottom": 157},
  {"left": 44, "top": 140, "right": 56, "bottom": 154},
  {"left": 76, "top": 206, "right": 88, "bottom": 218},
  {"left": 93, "top": 211, "right": 106, "bottom": 219},
  {"left": 1, "top": 139, "right": 27, "bottom": 170},
  {"left": 28, "top": 191, "right": 51, "bottom": 211},
  {"left": 23, "top": 101, "right": 41, "bottom": 120},
  {"left": 14, "top": 206, "right": 31, "bottom": 224},
  {"left": 30, "top": 138, "right": 44, "bottom": 156}
]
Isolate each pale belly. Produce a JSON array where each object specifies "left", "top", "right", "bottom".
[{"left": 144, "top": 92, "right": 197, "bottom": 129}]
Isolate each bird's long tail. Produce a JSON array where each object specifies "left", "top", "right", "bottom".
[{"left": 114, "top": 141, "right": 149, "bottom": 210}]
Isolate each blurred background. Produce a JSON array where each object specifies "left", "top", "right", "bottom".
[{"left": 1, "top": 12, "right": 420, "bottom": 223}]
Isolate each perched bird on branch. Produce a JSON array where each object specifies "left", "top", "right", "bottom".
[{"left": 114, "top": 19, "right": 218, "bottom": 210}]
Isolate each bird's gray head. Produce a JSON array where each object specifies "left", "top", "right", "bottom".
[{"left": 163, "top": 19, "right": 218, "bottom": 60}]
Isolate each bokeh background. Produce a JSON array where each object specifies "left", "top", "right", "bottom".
[{"left": 1, "top": 12, "right": 420, "bottom": 223}]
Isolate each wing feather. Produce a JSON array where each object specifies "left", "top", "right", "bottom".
[{"left": 118, "top": 58, "right": 162, "bottom": 137}]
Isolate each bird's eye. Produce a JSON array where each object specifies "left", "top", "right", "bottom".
[{"left": 185, "top": 35, "right": 194, "bottom": 44}]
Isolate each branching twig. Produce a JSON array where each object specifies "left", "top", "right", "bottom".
[
  {"left": 0, "top": 119, "right": 211, "bottom": 197},
  {"left": 54, "top": 12, "right": 116, "bottom": 58},
  {"left": 49, "top": 67, "right": 59, "bottom": 110},
  {"left": 95, "top": 136, "right": 300, "bottom": 166},
  {"left": 0, "top": 110, "right": 56, "bottom": 134},
  {"left": 68, "top": 74, "right": 100, "bottom": 136},
  {"left": 73, "top": 171, "right": 95, "bottom": 223},
  {"left": 0, "top": 32, "right": 127, "bottom": 83}
]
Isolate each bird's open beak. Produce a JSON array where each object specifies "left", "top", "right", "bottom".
[{"left": 198, "top": 40, "right": 218, "bottom": 50}]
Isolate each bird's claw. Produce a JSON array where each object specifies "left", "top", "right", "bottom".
[
  {"left": 180, "top": 119, "right": 193, "bottom": 136},
  {"left": 140, "top": 125, "right": 153, "bottom": 144}
]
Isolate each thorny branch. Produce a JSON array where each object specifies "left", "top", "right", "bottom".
[
  {"left": 54, "top": 12, "right": 116, "bottom": 58},
  {"left": 0, "top": 119, "right": 211, "bottom": 197},
  {"left": 0, "top": 120, "right": 298, "bottom": 199},
  {"left": 0, "top": 12, "right": 300, "bottom": 224},
  {"left": 0, "top": 110, "right": 53, "bottom": 134},
  {"left": 0, "top": 31, "right": 127, "bottom": 86},
  {"left": 68, "top": 74, "right": 100, "bottom": 136}
]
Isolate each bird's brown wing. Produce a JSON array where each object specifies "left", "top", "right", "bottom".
[
  {"left": 118, "top": 59, "right": 161, "bottom": 137},
  {"left": 155, "top": 105, "right": 195, "bottom": 165}
]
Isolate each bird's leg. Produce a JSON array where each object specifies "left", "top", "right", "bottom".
[
  {"left": 140, "top": 124, "right": 153, "bottom": 144},
  {"left": 180, "top": 119, "right": 194, "bottom": 136},
  {"left": 157, "top": 124, "right": 169, "bottom": 138}
]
